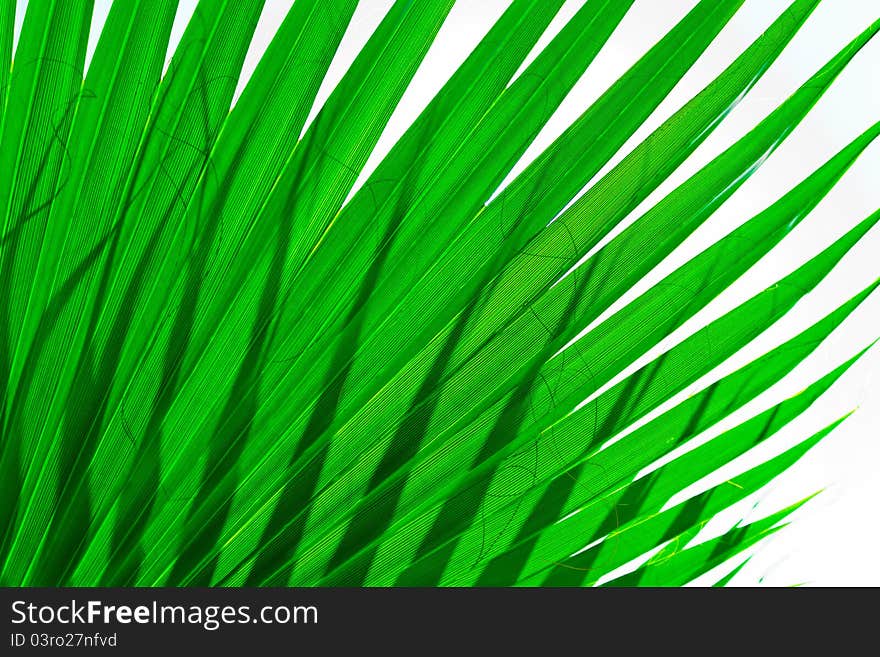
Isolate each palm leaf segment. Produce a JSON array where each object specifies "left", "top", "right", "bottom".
[{"left": 0, "top": 0, "right": 877, "bottom": 586}]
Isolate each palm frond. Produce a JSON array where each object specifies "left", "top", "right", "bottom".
[{"left": 0, "top": 0, "right": 877, "bottom": 587}]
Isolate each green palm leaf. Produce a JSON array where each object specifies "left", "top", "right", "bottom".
[{"left": 0, "top": 0, "right": 877, "bottom": 587}]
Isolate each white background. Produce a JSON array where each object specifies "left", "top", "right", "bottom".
[{"left": 12, "top": 0, "right": 880, "bottom": 586}]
